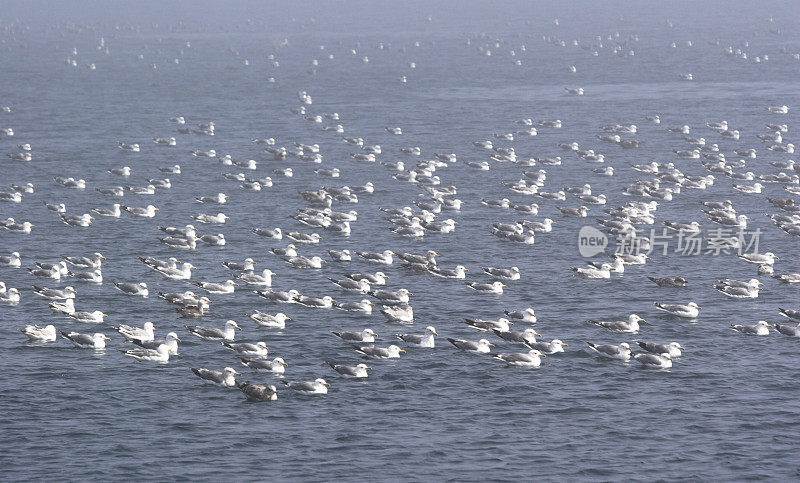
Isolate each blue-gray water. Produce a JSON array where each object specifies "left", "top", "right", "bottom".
[{"left": 1, "top": 2, "right": 798, "bottom": 480}]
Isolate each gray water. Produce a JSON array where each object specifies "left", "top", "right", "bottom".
[{"left": 1, "top": 1, "right": 798, "bottom": 480}]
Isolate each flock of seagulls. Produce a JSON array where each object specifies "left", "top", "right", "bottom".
[{"left": 2, "top": 14, "right": 798, "bottom": 408}]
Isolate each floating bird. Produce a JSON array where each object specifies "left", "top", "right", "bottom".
[
  {"left": 235, "top": 381, "right": 278, "bottom": 402},
  {"left": 637, "top": 341, "right": 685, "bottom": 357},
  {"left": 121, "top": 345, "right": 170, "bottom": 363},
  {"left": 20, "top": 324, "right": 57, "bottom": 342},
  {"left": 654, "top": 302, "right": 701, "bottom": 318},
  {"left": 61, "top": 331, "right": 109, "bottom": 349},
  {"left": 326, "top": 362, "right": 371, "bottom": 378},
  {"left": 447, "top": 338, "right": 494, "bottom": 353},
  {"left": 352, "top": 344, "right": 405, "bottom": 359},
  {"left": 190, "top": 367, "right": 239, "bottom": 387},
  {"left": 633, "top": 353, "right": 673, "bottom": 369},
  {"left": 222, "top": 341, "right": 269, "bottom": 358},
  {"left": 730, "top": 320, "right": 772, "bottom": 336},
  {"left": 590, "top": 314, "right": 644, "bottom": 333},
  {"left": 493, "top": 349, "right": 545, "bottom": 367},
  {"left": 186, "top": 320, "right": 241, "bottom": 340},
  {"left": 586, "top": 342, "right": 632, "bottom": 361},
  {"left": 281, "top": 378, "right": 330, "bottom": 394}
]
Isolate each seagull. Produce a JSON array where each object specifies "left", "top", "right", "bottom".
[
  {"left": 20, "top": 324, "right": 57, "bottom": 342},
  {"left": 331, "top": 328, "right": 377, "bottom": 343},
  {"left": 67, "top": 310, "right": 108, "bottom": 323},
  {"left": 465, "top": 281, "right": 505, "bottom": 294},
  {"left": 464, "top": 318, "right": 512, "bottom": 332},
  {"left": 0, "top": 287, "right": 21, "bottom": 304},
  {"left": 249, "top": 311, "right": 290, "bottom": 328},
  {"left": 255, "top": 289, "right": 301, "bottom": 303},
  {"left": 196, "top": 193, "right": 229, "bottom": 204},
  {"left": 49, "top": 298, "right": 75, "bottom": 314},
  {"left": 194, "top": 280, "right": 237, "bottom": 294},
  {"left": 380, "top": 304, "right": 413, "bottom": 322},
  {"left": 346, "top": 272, "right": 389, "bottom": 285},
  {"left": 730, "top": 320, "right": 772, "bottom": 336},
  {"left": 252, "top": 227, "right": 283, "bottom": 239},
  {"left": 589, "top": 314, "right": 644, "bottom": 333},
  {"left": 234, "top": 381, "right": 278, "bottom": 401},
  {"left": 60, "top": 214, "right": 94, "bottom": 227},
  {"left": 654, "top": 302, "right": 701, "bottom": 318},
  {"left": 1, "top": 220, "right": 34, "bottom": 234},
  {"left": 352, "top": 344, "right": 406, "bottom": 359},
  {"left": 328, "top": 277, "right": 372, "bottom": 293},
  {"left": 113, "top": 322, "right": 155, "bottom": 341},
  {"left": 714, "top": 282, "right": 760, "bottom": 299},
  {"left": 286, "top": 232, "right": 321, "bottom": 244},
  {"left": 773, "top": 322, "right": 800, "bottom": 337},
  {"left": 369, "top": 288, "right": 411, "bottom": 304},
  {"left": 296, "top": 295, "right": 335, "bottom": 308},
  {"left": 222, "top": 341, "right": 269, "bottom": 357},
  {"left": 503, "top": 308, "right": 537, "bottom": 323},
  {"left": 32, "top": 285, "right": 76, "bottom": 299},
  {"left": 526, "top": 339, "right": 567, "bottom": 354},
  {"left": 238, "top": 269, "right": 275, "bottom": 286},
  {"left": 333, "top": 299, "right": 374, "bottom": 313},
  {"left": 61, "top": 331, "right": 109, "bottom": 349},
  {"left": 186, "top": 320, "right": 241, "bottom": 340},
  {"left": 281, "top": 378, "right": 330, "bottom": 394},
  {"left": 326, "top": 362, "right": 371, "bottom": 378},
  {"left": 108, "top": 166, "right": 132, "bottom": 176},
  {"left": 571, "top": 264, "right": 611, "bottom": 279},
  {"left": 28, "top": 266, "right": 61, "bottom": 280},
  {"left": 114, "top": 282, "right": 148, "bottom": 297},
  {"left": 190, "top": 367, "right": 239, "bottom": 387},
  {"left": 738, "top": 252, "right": 778, "bottom": 266},
  {"left": 396, "top": 326, "right": 438, "bottom": 348},
  {"left": 586, "top": 342, "right": 632, "bottom": 361},
  {"left": 430, "top": 265, "right": 468, "bottom": 278},
  {"left": 633, "top": 353, "right": 673, "bottom": 369},
  {"left": 62, "top": 252, "right": 105, "bottom": 269},
  {"left": 92, "top": 204, "right": 122, "bottom": 217},
  {"left": 68, "top": 269, "right": 103, "bottom": 283},
  {"left": 491, "top": 328, "right": 540, "bottom": 345},
  {"left": 192, "top": 213, "right": 229, "bottom": 224},
  {"left": 240, "top": 357, "right": 287, "bottom": 374},
  {"left": 44, "top": 202, "right": 67, "bottom": 213},
  {"left": 155, "top": 262, "right": 196, "bottom": 280},
  {"left": 327, "top": 249, "right": 352, "bottom": 261},
  {"left": 121, "top": 344, "right": 170, "bottom": 363},
  {"left": 648, "top": 276, "right": 687, "bottom": 287},
  {"left": 122, "top": 205, "right": 158, "bottom": 218},
  {"left": 773, "top": 274, "right": 800, "bottom": 284},
  {"left": 482, "top": 266, "right": 520, "bottom": 280},
  {"left": 357, "top": 250, "right": 394, "bottom": 264},
  {"left": 447, "top": 338, "right": 494, "bottom": 353},
  {"left": 397, "top": 250, "right": 440, "bottom": 266},
  {"left": 493, "top": 349, "right": 545, "bottom": 367},
  {"left": 131, "top": 332, "right": 180, "bottom": 354},
  {"left": 159, "top": 225, "right": 197, "bottom": 238},
  {"left": 637, "top": 341, "right": 685, "bottom": 357}
]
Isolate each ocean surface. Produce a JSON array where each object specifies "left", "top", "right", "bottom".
[{"left": 1, "top": 1, "right": 798, "bottom": 480}]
